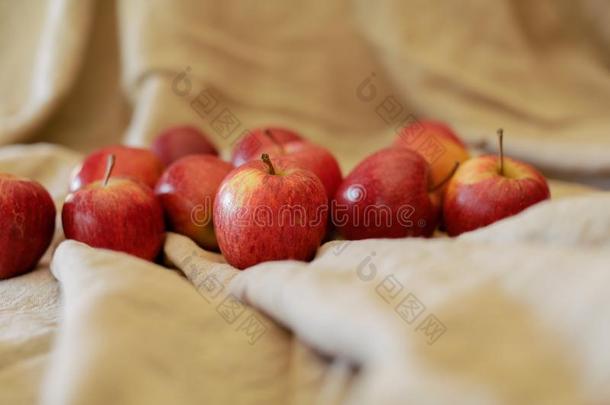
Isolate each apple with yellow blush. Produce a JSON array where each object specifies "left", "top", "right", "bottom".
[
  {"left": 443, "top": 129, "right": 550, "bottom": 236},
  {"left": 393, "top": 120, "right": 469, "bottom": 192}
]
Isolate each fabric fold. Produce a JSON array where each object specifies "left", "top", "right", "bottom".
[
  {"left": 0, "top": 0, "right": 95, "bottom": 145},
  {"left": 43, "top": 241, "right": 293, "bottom": 405},
  {"left": 164, "top": 191, "right": 610, "bottom": 404}
]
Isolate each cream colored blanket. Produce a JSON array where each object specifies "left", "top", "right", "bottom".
[
  {"left": 1, "top": 1, "right": 610, "bottom": 404},
  {"left": 2, "top": 1, "right": 610, "bottom": 181}
]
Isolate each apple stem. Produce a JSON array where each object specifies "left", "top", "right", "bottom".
[
  {"left": 264, "top": 129, "right": 285, "bottom": 154},
  {"left": 497, "top": 128, "right": 504, "bottom": 176},
  {"left": 431, "top": 161, "right": 460, "bottom": 192},
  {"left": 103, "top": 154, "right": 116, "bottom": 187},
  {"left": 261, "top": 153, "right": 276, "bottom": 175}
]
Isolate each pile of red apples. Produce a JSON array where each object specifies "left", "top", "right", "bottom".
[{"left": 0, "top": 121, "right": 550, "bottom": 277}]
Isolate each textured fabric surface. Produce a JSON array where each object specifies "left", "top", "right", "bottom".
[
  {"left": 0, "top": 1, "right": 609, "bottom": 404},
  {"left": 2, "top": 1, "right": 610, "bottom": 181}
]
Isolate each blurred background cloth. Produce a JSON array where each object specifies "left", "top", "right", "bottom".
[{"left": 1, "top": 0, "right": 610, "bottom": 184}]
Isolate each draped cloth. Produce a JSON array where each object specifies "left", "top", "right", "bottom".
[{"left": 1, "top": 1, "right": 609, "bottom": 404}]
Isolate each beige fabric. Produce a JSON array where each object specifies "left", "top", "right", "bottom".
[
  {"left": 0, "top": 0, "right": 95, "bottom": 145},
  {"left": 1, "top": 1, "right": 610, "bottom": 404},
  {"left": 44, "top": 241, "right": 291, "bottom": 405},
  {"left": 2, "top": 1, "right": 610, "bottom": 179},
  {"left": 41, "top": 192, "right": 610, "bottom": 405},
  {"left": 0, "top": 0, "right": 127, "bottom": 152},
  {"left": 118, "top": 0, "right": 610, "bottom": 181}
]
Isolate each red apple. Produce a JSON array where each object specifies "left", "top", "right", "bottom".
[
  {"left": 443, "top": 129, "right": 550, "bottom": 236},
  {"left": 70, "top": 145, "right": 164, "bottom": 192},
  {"left": 0, "top": 174, "right": 56, "bottom": 279},
  {"left": 155, "top": 155, "right": 233, "bottom": 251},
  {"left": 152, "top": 125, "right": 218, "bottom": 166},
  {"left": 332, "top": 147, "right": 441, "bottom": 240},
  {"left": 63, "top": 155, "right": 165, "bottom": 261},
  {"left": 214, "top": 154, "right": 327, "bottom": 269},
  {"left": 231, "top": 127, "right": 302, "bottom": 167},
  {"left": 393, "top": 120, "right": 469, "bottom": 191},
  {"left": 269, "top": 142, "right": 342, "bottom": 199},
  {"left": 232, "top": 128, "right": 342, "bottom": 198}
]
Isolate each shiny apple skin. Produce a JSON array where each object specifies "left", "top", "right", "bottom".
[
  {"left": 265, "top": 141, "right": 342, "bottom": 199},
  {"left": 152, "top": 125, "right": 218, "bottom": 166},
  {"left": 231, "top": 127, "right": 302, "bottom": 167},
  {"left": 62, "top": 178, "right": 165, "bottom": 261},
  {"left": 443, "top": 155, "right": 550, "bottom": 236},
  {"left": 70, "top": 146, "right": 165, "bottom": 192},
  {"left": 214, "top": 157, "right": 327, "bottom": 270},
  {"left": 155, "top": 155, "right": 233, "bottom": 251},
  {"left": 333, "top": 148, "right": 440, "bottom": 240},
  {"left": 393, "top": 120, "right": 469, "bottom": 190},
  {"left": 0, "top": 174, "right": 56, "bottom": 279}
]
